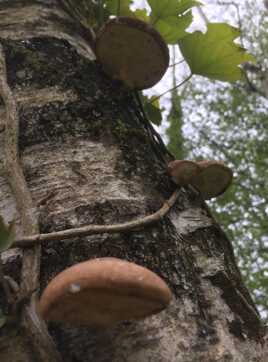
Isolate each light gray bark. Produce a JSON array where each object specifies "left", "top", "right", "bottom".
[{"left": 0, "top": 1, "right": 267, "bottom": 361}]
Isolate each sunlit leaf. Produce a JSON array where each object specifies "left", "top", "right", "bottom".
[
  {"left": 133, "top": 9, "right": 149, "bottom": 22},
  {"left": 143, "top": 96, "right": 163, "bottom": 126},
  {"left": 104, "top": 0, "right": 149, "bottom": 21},
  {"left": 148, "top": 0, "right": 201, "bottom": 43},
  {"left": 178, "top": 23, "right": 256, "bottom": 82},
  {"left": 0, "top": 216, "right": 15, "bottom": 253},
  {"left": 155, "top": 12, "right": 193, "bottom": 44},
  {"left": 175, "top": 0, "right": 203, "bottom": 14},
  {"left": 105, "top": 0, "right": 134, "bottom": 17},
  {"left": 148, "top": 0, "right": 201, "bottom": 21}
]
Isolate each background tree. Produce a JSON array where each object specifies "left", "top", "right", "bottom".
[
  {"left": 0, "top": 1, "right": 267, "bottom": 361},
  {"left": 164, "top": 0, "right": 268, "bottom": 319}
]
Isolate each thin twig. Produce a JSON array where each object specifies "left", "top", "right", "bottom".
[
  {"left": 0, "top": 42, "right": 39, "bottom": 295},
  {"left": 13, "top": 189, "right": 181, "bottom": 248},
  {"left": 134, "top": 91, "right": 174, "bottom": 162},
  {"left": 0, "top": 256, "right": 13, "bottom": 304},
  {"left": 0, "top": 48, "right": 37, "bottom": 238},
  {"left": 197, "top": 6, "right": 209, "bottom": 24},
  {"left": 149, "top": 74, "right": 193, "bottom": 104},
  {"left": 0, "top": 44, "right": 61, "bottom": 361},
  {"left": 168, "top": 59, "right": 185, "bottom": 68}
]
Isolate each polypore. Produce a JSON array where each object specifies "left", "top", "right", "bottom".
[
  {"left": 167, "top": 160, "right": 233, "bottom": 200},
  {"left": 191, "top": 160, "right": 233, "bottom": 200},
  {"left": 168, "top": 160, "right": 201, "bottom": 186},
  {"left": 38, "top": 257, "right": 172, "bottom": 326},
  {"left": 95, "top": 17, "right": 169, "bottom": 89}
]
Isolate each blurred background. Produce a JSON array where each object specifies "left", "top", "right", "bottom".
[{"left": 134, "top": 0, "right": 268, "bottom": 320}]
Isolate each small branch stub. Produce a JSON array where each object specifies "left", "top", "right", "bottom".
[
  {"left": 96, "top": 17, "right": 169, "bottom": 89},
  {"left": 38, "top": 257, "right": 172, "bottom": 327}
]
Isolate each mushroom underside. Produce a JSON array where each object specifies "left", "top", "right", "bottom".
[
  {"left": 192, "top": 164, "right": 232, "bottom": 199},
  {"left": 43, "top": 288, "right": 167, "bottom": 326},
  {"left": 39, "top": 258, "right": 172, "bottom": 327}
]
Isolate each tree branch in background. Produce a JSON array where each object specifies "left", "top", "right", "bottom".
[{"left": 0, "top": 43, "right": 61, "bottom": 362}]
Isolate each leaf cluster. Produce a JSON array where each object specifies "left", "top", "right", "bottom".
[
  {"left": 103, "top": 1, "right": 254, "bottom": 80},
  {"left": 99, "top": 1, "right": 254, "bottom": 125}
]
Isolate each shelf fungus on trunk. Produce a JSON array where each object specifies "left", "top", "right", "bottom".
[
  {"left": 192, "top": 160, "right": 233, "bottom": 200},
  {"left": 38, "top": 257, "right": 172, "bottom": 327},
  {"left": 95, "top": 17, "right": 169, "bottom": 89},
  {"left": 168, "top": 160, "right": 233, "bottom": 200},
  {"left": 168, "top": 160, "right": 202, "bottom": 186}
]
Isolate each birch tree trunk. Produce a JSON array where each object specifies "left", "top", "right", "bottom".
[{"left": 0, "top": 1, "right": 267, "bottom": 361}]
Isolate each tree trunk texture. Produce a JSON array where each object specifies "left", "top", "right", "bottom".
[{"left": 0, "top": 1, "right": 267, "bottom": 361}]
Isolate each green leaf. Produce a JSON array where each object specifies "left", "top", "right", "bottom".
[
  {"left": 154, "top": 12, "right": 193, "bottom": 44},
  {"left": 104, "top": 0, "right": 149, "bottom": 21},
  {"left": 133, "top": 9, "right": 150, "bottom": 22},
  {"left": 148, "top": 0, "right": 201, "bottom": 44},
  {"left": 175, "top": 0, "right": 203, "bottom": 14},
  {"left": 144, "top": 97, "right": 163, "bottom": 126},
  {"left": 148, "top": 0, "right": 201, "bottom": 21},
  {"left": 0, "top": 308, "right": 6, "bottom": 329},
  {"left": 178, "top": 23, "right": 256, "bottom": 82},
  {"left": 0, "top": 216, "right": 15, "bottom": 253},
  {"left": 104, "top": 0, "right": 134, "bottom": 17}
]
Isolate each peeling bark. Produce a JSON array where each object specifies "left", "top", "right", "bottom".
[{"left": 0, "top": 1, "right": 267, "bottom": 361}]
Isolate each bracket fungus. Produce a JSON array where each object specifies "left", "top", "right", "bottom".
[
  {"left": 168, "top": 160, "right": 233, "bottom": 200},
  {"left": 95, "top": 17, "right": 169, "bottom": 89},
  {"left": 38, "top": 257, "right": 172, "bottom": 327},
  {"left": 191, "top": 160, "right": 233, "bottom": 200},
  {"left": 168, "top": 160, "right": 201, "bottom": 186}
]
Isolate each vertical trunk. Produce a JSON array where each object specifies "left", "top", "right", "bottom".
[{"left": 0, "top": 1, "right": 267, "bottom": 361}]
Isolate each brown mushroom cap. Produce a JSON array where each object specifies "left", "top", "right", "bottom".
[
  {"left": 95, "top": 17, "right": 169, "bottom": 90},
  {"left": 38, "top": 257, "right": 172, "bottom": 327},
  {"left": 168, "top": 160, "right": 202, "bottom": 186},
  {"left": 191, "top": 161, "right": 233, "bottom": 200}
]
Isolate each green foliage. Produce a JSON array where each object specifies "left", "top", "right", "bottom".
[
  {"left": 148, "top": 0, "right": 201, "bottom": 44},
  {"left": 104, "top": 0, "right": 202, "bottom": 43},
  {"left": 166, "top": 90, "right": 185, "bottom": 158},
  {"left": 179, "top": 23, "right": 255, "bottom": 82},
  {"left": 154, "top": 12, "right": 193, "bottom": 44},
  {"left": 105, "top": 0, "right": 133, "bottom": 17},
  {"left": 143, "top": 96, "right": 163, "bottom": 126},
  {"left": 180, "top": 78, "right": 268, "bottom": 319},
  {"left": 0, "top": 216, "right": 15, "bottom": 253},
  {"left": 104, "top": 0, "right": 149, "bottom": 20},
  {"left": 163, "top": 2, "right": 268, "bottom": 318},
  {"left": 132, "top": 8, "right": 149, "bottom": 22},
  {"left": 148, "top": 0, "right": 201, "bottom": 21}
]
